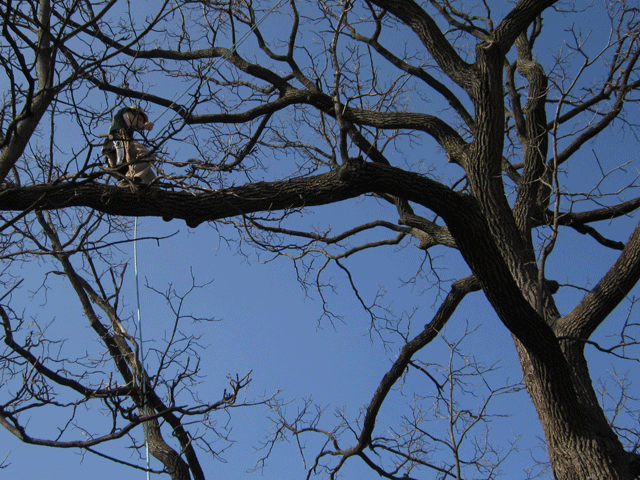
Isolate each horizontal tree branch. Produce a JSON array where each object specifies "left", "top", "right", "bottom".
[
  {"left": 0, "top": 163, "right": 566, "bottom": 353},
  {"left": 187, "top": 89, "right": 467, "bottom": 163},
  {"left": 0, "top": 160, "right": 599, "bottom": 436}
]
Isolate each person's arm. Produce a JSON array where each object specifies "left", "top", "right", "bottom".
[{"left": 123, "top": 111, "right": 154, "bottom": 131}]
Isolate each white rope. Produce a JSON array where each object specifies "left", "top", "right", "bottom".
[
  {"left": 133, "top": 217, "right": 150, "bottom": 480},
  {"left": 131, "top": 3, "right": 287, "bottom": 478}
]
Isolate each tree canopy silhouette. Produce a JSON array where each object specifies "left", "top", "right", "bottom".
[{"left": 1, "top": 1, "right": 640, "bottom": 479}]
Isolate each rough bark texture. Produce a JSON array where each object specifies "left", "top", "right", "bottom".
[
  {"left": 3, "top": 0, "right": 640, "bottom": 478},
  {"left": 8, "top": 154, "right": 636, "bottom": 479}
]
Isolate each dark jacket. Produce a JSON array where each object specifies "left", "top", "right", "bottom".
[{"left": 108, "top": 107, "right": 136, "bottom": 137}]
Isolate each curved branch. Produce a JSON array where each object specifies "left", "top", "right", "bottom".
[
  {"left": 188, "top": 88, "right": 467, "bottom": 163},
  {"left": 367, "top": 0, "right": 475, "bottom": 91},
  {"left": 566, "top": 223, "right": 625, "bottom": 251},
  {"left": 345, "top": 275, "right": 480, "bottom": 453},
  {"left": 346, "top": 22, "right": 475, "bottom": 129},
  {"left": 559, "top": 219, "right": 640, "bottom": 340},
  {"left": 493, "top": 0, "right": 557, "bottom": 55},
  {"left": 399, "top": 213, "right": 457, "bottom": 249},
  {"left": 0, "top": 410, "right": 140, "bottom": 449},
  {"left": 553, "top": 197, "right": 640, "bottom": 225},
  {"left": 0, "top": 162, "right": 456, "bottom": 228},
  {"left": 1, "top": 304, "right": 133, "bottom": 398},
  {"left": 535, "top": 198, "right": 640, "bottom": 249}
]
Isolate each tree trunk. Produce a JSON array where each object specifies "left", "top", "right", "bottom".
[
  {"left": 145, "top": 418, "right": 191, "bottom": 480},
  {"left": 515, "top": 339, "right": 633, "bottom": 479}
]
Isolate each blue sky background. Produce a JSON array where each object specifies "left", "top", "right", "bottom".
[{"left": 2, "top": 1, "right": 640, "bottom": 479}]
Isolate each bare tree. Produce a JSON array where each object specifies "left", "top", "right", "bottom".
[
  {"left": 0, "top": 207, "right": 261, "bottom": 479},
  {"left": 1, "top": 0, "right": 640, "bottom": 479},
  {"left": 262, "top": 322, "right": 524, "bottom": 479}
]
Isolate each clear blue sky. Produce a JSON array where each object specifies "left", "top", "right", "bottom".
[{"left": 2, "top": 1, "right": 639, "bottom": 479}]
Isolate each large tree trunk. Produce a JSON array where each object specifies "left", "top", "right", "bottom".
[
  {"left": 460, "top": 39, "right": 640, "bottom": 479},
  {"left": 515, "top": 340, "right": 633, "bottom": 479}
]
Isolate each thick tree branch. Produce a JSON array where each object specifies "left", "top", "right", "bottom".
[
  {"left": 1, "top": 163, "right": 571, "bottom": 358},
  {"left": 187, "top": 89, "right": 467, "bottom": 163},
  {"left": 551, "top": 198, "right": 640, "bottom": 226},
  {"left": 512, "top": 22, "right": 550, "bottom": 235},
  {"left": 345, "top": 19, "right": 475, "bottom": 129},
  {"left": 1, "top": 304, "right": 133, "bottom": 398},
  {"left": 367, "top": 0, "right": 475, "bottom": 91},
  {"left": 492, "top": 0, "right": 557, "bottom": 55},
  {"left": 559, "top": 219, "right": 640, "bottom": 340}
]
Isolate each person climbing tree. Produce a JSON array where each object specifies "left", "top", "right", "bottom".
[{"left": 102, "top": 105, "right": 156, "bottom": 184}]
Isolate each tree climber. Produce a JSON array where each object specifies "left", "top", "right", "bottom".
[{"left": 101, "top": 106, "right": 156, "bottom": 184}]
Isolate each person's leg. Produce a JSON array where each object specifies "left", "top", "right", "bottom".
[{"left": 128, "top": 141, "right": 156, "bottom": 184}]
